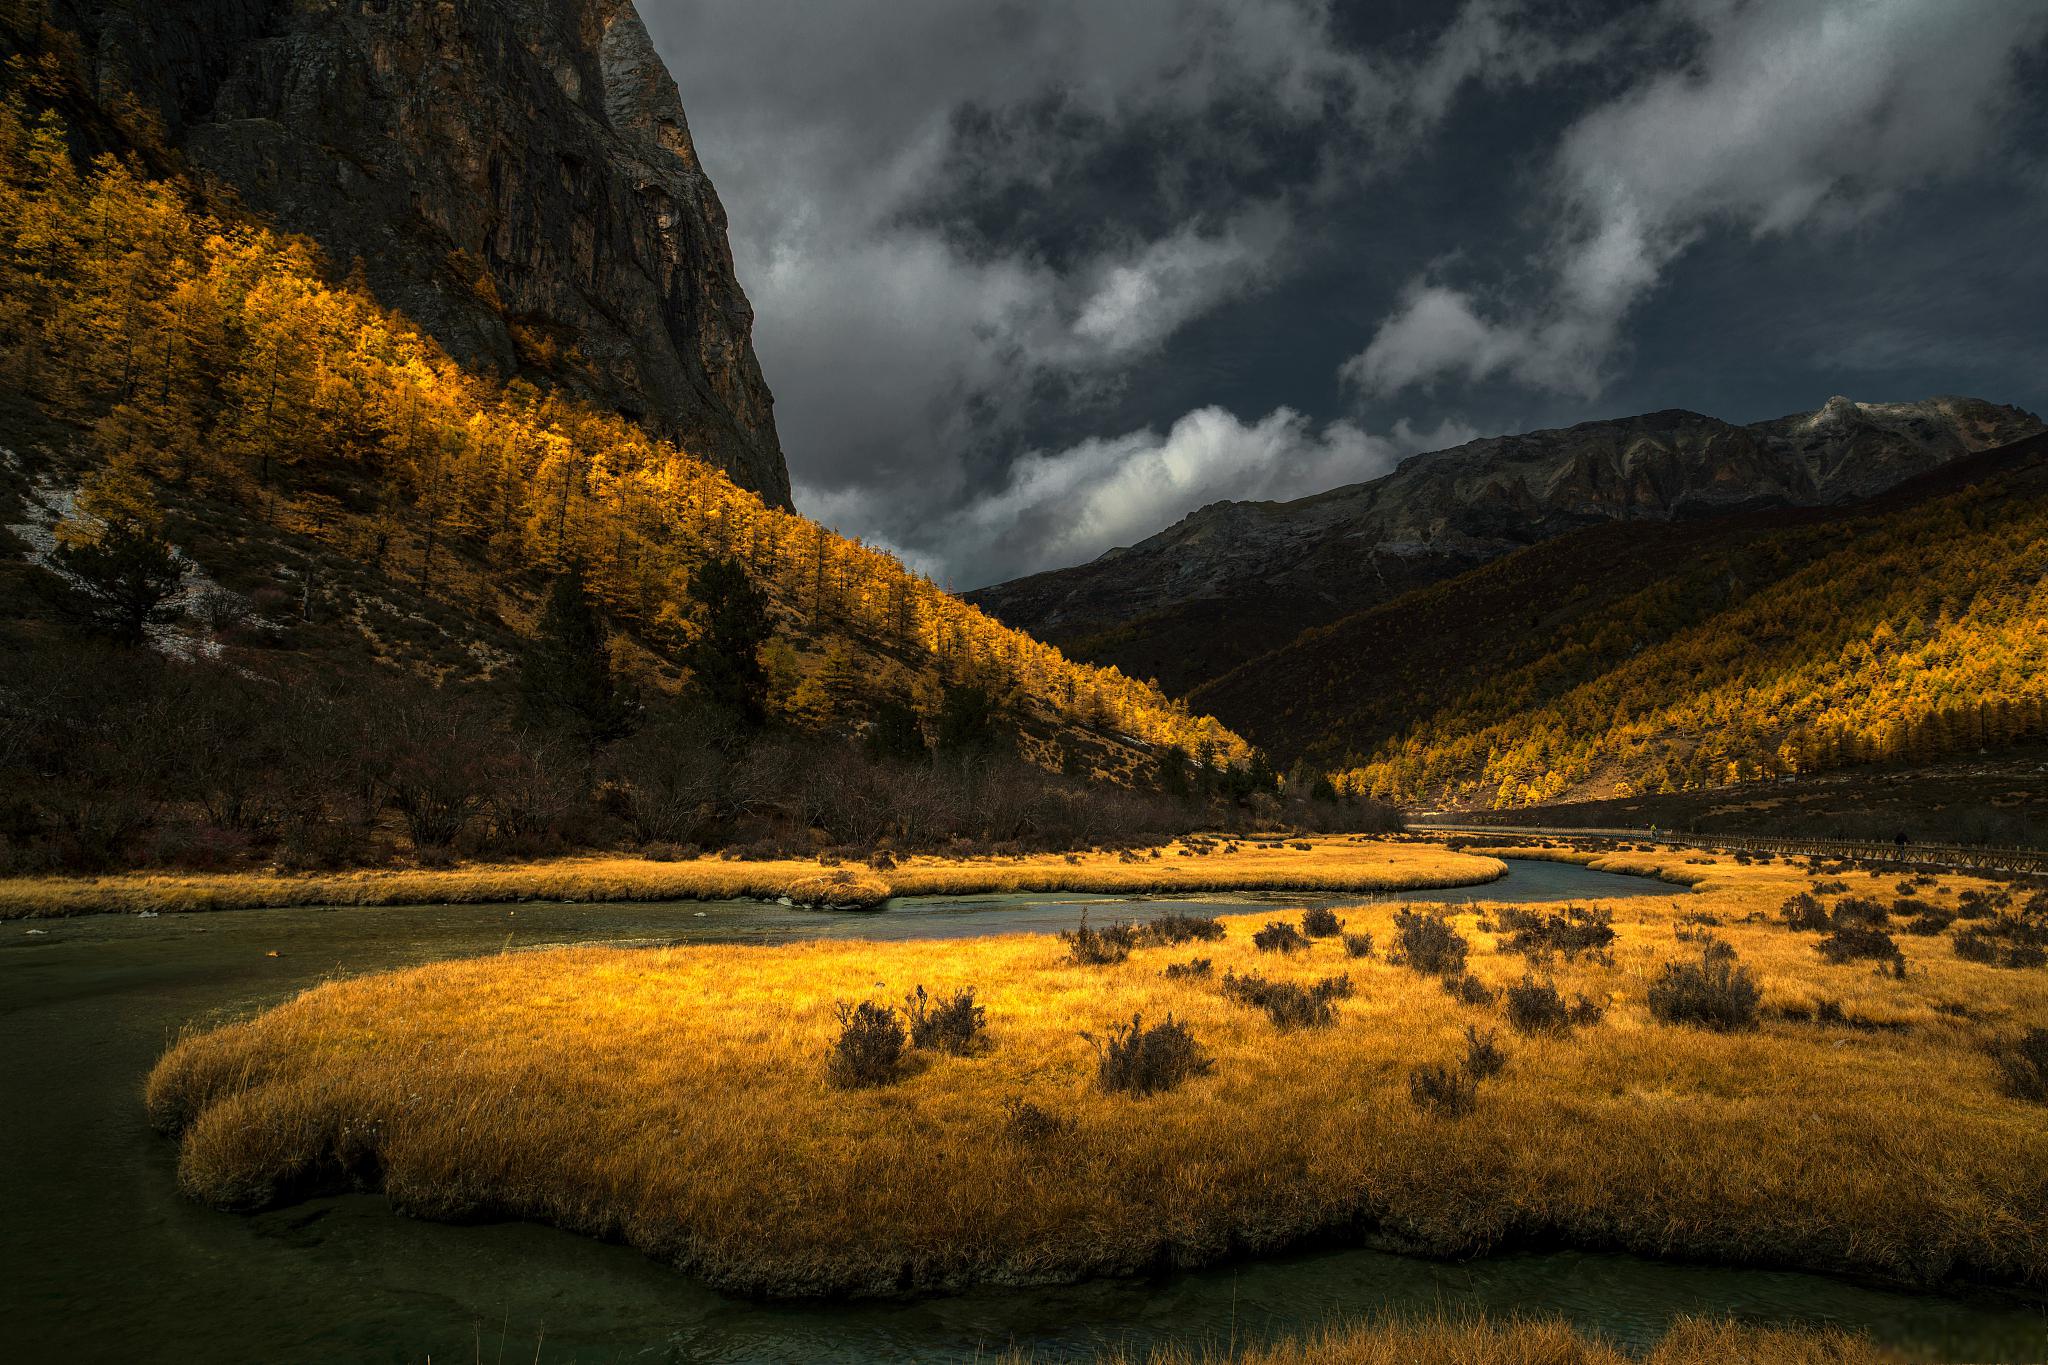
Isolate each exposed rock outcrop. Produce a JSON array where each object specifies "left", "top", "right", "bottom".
[
  {"left": 967, "top": 397, "right": 2044, "bottom": 695},
  {"left": 55, "top": 0, "right": 789, "bottom": 504}
]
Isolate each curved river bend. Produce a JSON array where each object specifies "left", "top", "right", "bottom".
[{"left": 3, "top": 860, "right": 2042, "bottom": 1362}]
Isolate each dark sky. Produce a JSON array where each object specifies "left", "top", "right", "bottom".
[{"left": 641, "top": 0, "right": 2048, "bottom": 589}]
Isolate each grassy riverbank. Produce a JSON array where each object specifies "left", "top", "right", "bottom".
[
  {"left": 146, "top": 851, "right": 2048, "bottom": 1299},
  {"left": 0, "top": 837, "right": 1500, "bottom": 918},
  {"left": 1069, "top": 1315, "right": 1888, "bottom": 1364}
]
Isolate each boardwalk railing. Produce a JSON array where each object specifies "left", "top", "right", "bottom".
[{"left": 1409, "top": 822, "right": 2048, "bottom": 876}]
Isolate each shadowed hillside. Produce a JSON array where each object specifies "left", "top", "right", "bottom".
[
  {"left": 969, "top": 398, "right": 2042, "bottom": 696},
  {"left": 1192, "top": 432, "right": 2048, "bottom": 813}
]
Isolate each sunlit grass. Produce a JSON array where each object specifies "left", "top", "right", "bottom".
[
  {"left": 145, "top": 851, "right": 2048, "bottom": 1297},
  {"left": 1053, "top": 1314, "right": 1892, "bottom": 1365},
  {"left": 0, "top": 837, "right": 1500, "bottom": 917}
]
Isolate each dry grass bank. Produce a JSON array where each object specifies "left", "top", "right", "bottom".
[
  {"left": 146, "top": 852, "right": 2048, "bottom": 1299},
  {"left": 0, "top": 837, "right": 1498, "bottom": 919},
  {"left": 1065, "top": 1315, "right": 1891, "bottom": 1365}
]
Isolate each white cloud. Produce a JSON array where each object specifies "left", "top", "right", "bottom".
[
  {"left": 641, "top": 1, "right": 1614, "bottom": 579},
  {"left": 1344, "top": 0, "right": 2048, "bottom": 400}
]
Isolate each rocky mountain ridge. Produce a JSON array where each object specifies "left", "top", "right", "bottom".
[
  {"left": 50, "top": 0, "right": 789, "bottom": 503},
  {"left": 967, "top": 396, "right": 2043, "bottom": 695}
]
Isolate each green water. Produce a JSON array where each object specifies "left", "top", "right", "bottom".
[{"left": 3, "top": 861, "right": 2042, "bottom": 1362}]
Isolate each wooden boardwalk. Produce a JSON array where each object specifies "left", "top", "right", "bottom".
[{"left": 1410, "top": 823, "right": 2048, "bottom": 876}]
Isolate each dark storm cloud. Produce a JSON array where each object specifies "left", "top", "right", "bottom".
[{"left": 641, "top": 1, "right": 2048, "bottom": 587}]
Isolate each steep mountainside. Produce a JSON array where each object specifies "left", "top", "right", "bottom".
[
  {"left": 968, "top": 397, "right": 2043, "bottom": 694},
  {"left": 0, "top": 81, "right": 1248, "bottom": 793},
  {"left": 1200, "top": 431, "right": 2048, "bottom": 810},
  {"left": 45, "top": 0, "right": 789, "bottom": 504}
]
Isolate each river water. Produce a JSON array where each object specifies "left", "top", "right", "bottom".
[{"left": 3, "top": 860, "right": 2042, "bottom": 1362}]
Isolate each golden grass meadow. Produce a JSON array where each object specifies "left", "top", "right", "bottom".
[
  {"left": 143, "top": 841, "right": 2048, "bottom": 1302},
  {"left": 1053, "top": 1314, "right": 1890, "bottom": 1365},
  {"left": 0, "top": 836, "right": 1497, "bottom": 918}
]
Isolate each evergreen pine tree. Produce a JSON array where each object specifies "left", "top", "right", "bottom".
[
  {"left": 682, "top": 555, "right": 771, "bottom": 728},
  {"left": 519, "top": 564, "right": 633, "bottom": 747}
]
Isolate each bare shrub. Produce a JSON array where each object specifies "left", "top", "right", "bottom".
[
  {"left": 1163, "top": 958, "right": 1212, "bottom": 981},
  {"left": 1061, "top": 913, "right": 1137, "bottom": 966},
  {"left": 1253, "top": 920, "right": 1310, "bottom": 954},
  {"left": 1408, "top": 1062, "right": 1476, "bottom": 1118},
  {"left": 1342, "top": 931, "right": 1375, "bottom": 959},
  {"left": 1499, "top": 903, "right": 1614, "bottom": 960},
  {"left": 1220, "top": 970, "right": 1349, "bottom": 1029},
  {"left": 1390, "top": 908, "right": 1468, "bottom": 975},
  {"left": 1503, "top": 974, "right": 1571, "bottom": 1034},
  {"left": 1002, "top": 1097, "right": 1077, "bottom": 1145},
  {"left": 1301, "top": 905, "right": 1344, "bottom": 938},
  {"left": 1647, "top": 943, "right": 1761, "bottom": 1031},
  {"left": 1816, "top": 923, "right": 1903, "bottom": 967},
  {"left": 1137, "top": 913, "right": 1225, "bottom": 946},
  {"left": 826, "top": 1000, "right": 905, "bottom": 1088},
  {"left": 903, "top": 985, "right": 985, "bottom": 1055},
  {"left": 1897, "top": 900, "right": 1955, "bottom": 935},
  {"left": 1087, "top": 1013, "right": 1212, "bottom": 1096},
  {"left": 1779, "top": 892, "right": 1830, "bottom": 932},
  {"left": 1441, "top": 971, "right": 1495, "bottom": 1008},
  {"left": 1463, "top": 1024, "right": 1508, "bottom": 1079},
  {"left": 1987, "top": 1028, "right": 2048, "bottom": 1103},
  {"left": 1954, "top": 919, "right": 2048, "bottom": 970},
  {"left": 1831, "top": 896, "right": 1891, "bottom": 930}
]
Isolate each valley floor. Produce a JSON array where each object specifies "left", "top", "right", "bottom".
[
  {"left": 145, "top": 846, "right": 2048, "bottom": 1303},
  {"left": 0, "top": 837, "right": 1497, "bottom": 919},
  {"left": 1073, "top": 1315, "right": 1886, "bottom": 1364}
]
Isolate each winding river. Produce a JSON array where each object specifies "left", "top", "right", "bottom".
[{"left": 4, "top": 860, "right": 2042, "bottom": 1362}]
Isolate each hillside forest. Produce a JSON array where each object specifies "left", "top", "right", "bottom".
[
  {"left": 0, "top": 63, "right": 1384, "bottom": 873},
  {"left": 1193, "top": 445, "right": 2048, "bottom": 813}
]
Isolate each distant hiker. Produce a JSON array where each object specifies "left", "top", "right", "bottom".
[{"left": 1894, "top": 831, "right": 1910, "bottom": 853}]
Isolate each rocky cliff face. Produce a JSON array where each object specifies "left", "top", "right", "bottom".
[
  {"left": 967, "top": 396, "right": 2044, "bottom": 695},
  {"left": 56, "top": 0, "right": 789, "bottom": 505}
]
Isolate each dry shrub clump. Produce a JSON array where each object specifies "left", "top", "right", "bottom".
[
  {"left": 1220, "top": 970, "right": 1350, "bottom": 1030},
  {"left": 1161, "top": 958, "right": 1212, "bottom": 981},
  {"left": 1494, "top": 903, "right": 1615, "bottom": 960},
  {"left": 1087, "top": 1013, "right": 1212, "bottom": 1095},
  {"left": 1061, "top": 914, "right": 1138, "bottom": 966},
  {"left": 1390, "top": 908, "right": 1468, "bottom": 975},
  {"left": 1000, "top": 1097, "right": 1076, "bottom": 1146},
  {"left": 1406, "top": 1061, "right": 1477, "bottom": 1118},
  {"left": 1954, "top": 918, "right": 2048, "bottom": 970},
  {"left": 826, "top": 1000, "right": 906, "bottom": 1087},
  {"left": 1461, "top": 1024, "right": 1508, "bottom": 1079},
  {"left": 1136, "top": 912, "right": 1225, "bottom": 947},
  {"left": 1780, "top": 892, "right": 1831, "bottom": 931},
  {"left": 1502, "top": 974, "right": 1604, "bottom": 1035},
  {"left": 1440, "top": 970, "right": 1495, "bottom": 1008},
  {"left": 1647, "top": 943, "right": 1761, "bottom": 1031},
  {"left": 1300, "top": 905, "right": 1345, "bottom": 938},
  {"left": 1988, "top": 1027, "right": 2048, "bottom": 1103},
  {"left": 1409, "top": 1022, "right": 1514, "bottom": 1119},
  {"left": 1253, "top": 920, "right": 1311, "bottom": 954},
  {"left": 1342, "top": 931, "right": 1375, "bottom": 959},
  {"left": 903, "top": 985, "right": 986, "bottom": 1054},
  {"left": 1816, "top": 923, "right": 1904, "bottom": 971},
  {"left": 1897, "top": 900, "right": 1956, "bottom": 935}
]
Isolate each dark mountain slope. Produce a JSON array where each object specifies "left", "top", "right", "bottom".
[
  {"left": 967, "top": 397, "right": 2043, "bottom": 695},
  {"left": 43, "top": 0, "right": 789, "bottom": 504},
  {"left": 1209, "top": 430, "right": 2048, "bottom": 809}
]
